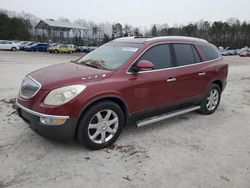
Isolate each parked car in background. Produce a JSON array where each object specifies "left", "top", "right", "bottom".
[
  {"left": 48, "top": 44, "right": 76, "bottom": 53},
  {"left": 17, "top": 36, "right": 228, "bottom": 149},
  {"left": 236, "top": 46, "right": 249, "bottom": 55},
  {"left": 221, "top": 47, "right": 236, "bottom": 56},
  {"left": 75, "top": 45, "right": 83, "bottom": 53},
  {"left": 0, "top": 40, "right": 20, "bottom": 51},
  {"left": 24, "top": 43, "right": 50, "bottom": 52},
  {"left": 85, "top": 46, "right": 97, "bottom": 53},
  {"left": 78, "top": 46, "right": 88, "bottom": 52},
  {"left": 20, "top": 42, "right": 35, "bottom": 50},
  {"left": 239, "top": 50, "right": 250, "bottom": 57},
  {"left": 218, "top": 46, "right": 224, "bottom": 52},
  {"left": 14, "top": 41, "right": 29, "bottom": 46}
]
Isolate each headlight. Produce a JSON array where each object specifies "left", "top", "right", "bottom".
[{"left": 44, "top": 85, "right": 86, "bottom": 105}]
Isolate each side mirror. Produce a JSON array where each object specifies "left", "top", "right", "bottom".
[{"left": 135, "top": 60, "right": 154, "bottom": 72}]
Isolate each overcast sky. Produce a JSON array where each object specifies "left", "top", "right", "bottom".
[{"left": 1, "top": 0, "right": 250, "bottom": 27}]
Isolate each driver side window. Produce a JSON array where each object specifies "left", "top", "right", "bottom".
[{"left": 136, "top": 44, "right": 172, "bottom": 70}]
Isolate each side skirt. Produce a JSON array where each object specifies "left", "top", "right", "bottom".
[{"left": 136, "top": 106, "right": 201, "bottom": 127}]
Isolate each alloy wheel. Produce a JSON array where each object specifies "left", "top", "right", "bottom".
[
  {"left": 88, "top": 109, "right": 119, "bottom": 144},
  {"left": 206, "top": 89, "right": 219, "bottom": 111}
]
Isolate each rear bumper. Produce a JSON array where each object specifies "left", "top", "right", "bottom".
[{"left": 16, "top": 103, "right": 78, "bottom": 142}]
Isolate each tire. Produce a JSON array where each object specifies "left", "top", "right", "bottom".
[
  {"left": 198, "top": 83, "right": 221, "bottom": 115},
  {"left": 11, "top": 47, "right": 17, "bottom": 51},
  {"left": 54, "top": 50, "right": 59, "bottom": 53},
  {"left": 31, "top": 48, "right": 35, "bottom": 52},
  {"left": 77, "top": 101, "right": 125, "bottom": 150}
]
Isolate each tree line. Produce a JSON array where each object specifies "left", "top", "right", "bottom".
[
  {"left": 146, "top": 19, "right": 250, "bottom": 49},
  {"left": 0, "top": 9, "right": 249, "bottom": 49},
  {"left": 0, "top": 13, "right": 31, "bottom": 41}
]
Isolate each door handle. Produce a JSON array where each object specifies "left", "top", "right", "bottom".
[
  {"left": 166, "top": 77, "right": 176, "bottom": 82},
  {"left": 198, "top": 72, "right": 206, "bottom": 76}
]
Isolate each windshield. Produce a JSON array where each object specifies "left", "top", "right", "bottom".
[{"left": 75, "top": 42, "right": 143, "bottom": 70}]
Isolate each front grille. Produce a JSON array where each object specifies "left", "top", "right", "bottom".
[{"left": 20, "top": 76, "right": 41, "bottom": 99}]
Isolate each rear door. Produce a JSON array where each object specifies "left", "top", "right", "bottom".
[
  {"left": 41, "top": 44, "right": 47, "bottom": 51},
  {"left": 36, "top": 44, "right": 42, "bottom": 51},
  {"left": 172, "top": 43, "right": 207, "bottom": 103},
  {"left": 128, "top": 44, "right": 177, "bottom": 113},
  {"left": 6, "top": 41, "right": 12, "bottom": 50},
  {"left": 0, "top": 41, "right": 4, "bottom": 49},
  {"left": 61, "top": 45, "right": 67, "bottom": 52}
]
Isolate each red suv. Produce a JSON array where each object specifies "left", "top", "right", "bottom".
[{"left": 17, "top": 36, "right": 228, "bottom": 149}]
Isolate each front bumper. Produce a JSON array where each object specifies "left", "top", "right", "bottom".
[{"left": 16, "top": 103, "right": 78, "bottom": 142}]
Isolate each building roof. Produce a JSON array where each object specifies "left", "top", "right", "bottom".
[{"left": 35, "top": 19, "right": 88, "bottom": 31}]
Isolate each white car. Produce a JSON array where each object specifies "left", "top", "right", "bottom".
[
  {"left": 221, "top": 47, "right": 236, "bottom": 56},
  {"left": 0, "top": 40, "right": 20, "bottom": 51}
]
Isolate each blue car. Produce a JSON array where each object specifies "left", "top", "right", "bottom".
[
  {"left": 20, "top": 42, "right": 36, "bottom": 51},
  {"left": 24, "top": 43, "right": 50, "bottom": 52},
  {"left": 85, "top": 46, "right": 97, "bottom": 53}
]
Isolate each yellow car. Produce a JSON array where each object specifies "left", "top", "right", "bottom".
[{"left": 48, "top": 44, "right": 76, "bottom": 53}]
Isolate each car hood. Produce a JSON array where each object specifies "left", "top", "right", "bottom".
[{"left": 28, "top": 62, "right": 113, "bottom": 90}]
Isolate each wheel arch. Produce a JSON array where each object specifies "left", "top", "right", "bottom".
[
  {"left": 211, "top": 80, "right": 222, "bottom": 91},
  {"left": 74, "top": 95, "right": 129, "bottom": 138}
]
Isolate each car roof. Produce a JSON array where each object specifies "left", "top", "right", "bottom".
[{"left": 112, "top": 36, "right": 209, "bottom": 45}]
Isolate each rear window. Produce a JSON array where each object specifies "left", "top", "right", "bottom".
[
  {"left": 199, "top": 45, "right": 219, "bottom": 61},
  {"left": 173, "top": 44, "right": 197, "bottom": 66}
]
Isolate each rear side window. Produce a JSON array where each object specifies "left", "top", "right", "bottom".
[
  {"left": 137, "top": 44, "right": 172, "bottom": 70},
  {"left": 173, "top": 44, "right": 197, "bottom": 66},
  {"left": 199, "top": 45, "right": 219, "bottom": 61}
]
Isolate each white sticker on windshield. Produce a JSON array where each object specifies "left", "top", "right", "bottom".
[{"left": 122, "top": 47, "right": 138, "bottom": 52}]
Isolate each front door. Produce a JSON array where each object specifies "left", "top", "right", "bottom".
[{"left": 128, "top": 44, "right": 177, "bottom": 113}]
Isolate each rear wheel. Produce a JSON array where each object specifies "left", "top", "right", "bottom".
[
  {"left": 198, "top": 84, "right": 221, "bottom": 115},
  {"left": 77, "top": 101, "right": 124, "bottom": 150},
  {"left": 11, "top": 47, "right": 17, "bottom": 51}
]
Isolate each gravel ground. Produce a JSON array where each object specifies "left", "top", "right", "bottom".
[{"left": 0, "top": 51, "right": 250, "bottom": 188}]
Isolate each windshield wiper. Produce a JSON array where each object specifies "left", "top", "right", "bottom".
[
  {"left": 75, "top": 59, "right": 109, "bottom": 70},
  {"left": 77, "top": 59, "right": 106, "bottom": 64},
  {"left": 84, "top": 63, "right": 101, "bottom": 69}
]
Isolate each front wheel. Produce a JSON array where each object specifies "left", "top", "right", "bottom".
[
  {"left": 198, "top": 84, "right": 221, "bottom": 115},
  {"left": 77, "top": 101, "right": 125, "bottom": 150}
]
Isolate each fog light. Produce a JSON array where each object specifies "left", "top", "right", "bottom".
[{"left": 40, "top": 116, "right": 66, "bottom": 125}]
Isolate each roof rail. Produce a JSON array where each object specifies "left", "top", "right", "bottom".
[
  {"left": 113, "top": 36, "right": 152, "bottom": 41},
  {"left": 134, "top": 36, "right": 153, "bottom": 39},
  {"left": 145, "top": 36, "right": 208, "bottom": 43},
  {"left": 113, "top": 37, "right": 135, "bottom": 41}
]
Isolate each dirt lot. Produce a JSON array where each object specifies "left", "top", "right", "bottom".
[{"left": 0, "top": 51, "right": 250, "bottom": 188}]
